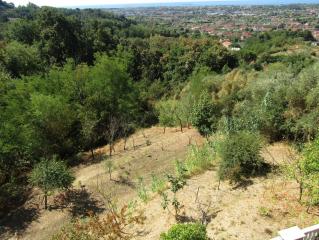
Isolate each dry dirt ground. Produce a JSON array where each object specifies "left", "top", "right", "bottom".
[
  {"left": 2, "top": 127, "right": 203, "bottom": 240},
  {"left": 2, "top": 127, "right": 318, "bottom": 240}
]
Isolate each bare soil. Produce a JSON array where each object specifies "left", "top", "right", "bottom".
[{"left": 2, "top": 127, "right": 318, "bottom": 240}]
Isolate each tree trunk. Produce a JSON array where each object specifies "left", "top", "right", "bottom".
[
  {"left": 124, "top": 137, "right": 127, "bottom": 150},
  {"left": 44, "top": 194, "right": 48, "bottom": 210},
  {"left": 299, "top": 182, "right": 303, "bottom": 202},
  {"left": 91, "top": 149, "right": 95, "bottom": 160},
  {"left": 132, "top": 138, "right": 136, "bottom": 150},
  {"left": 163, "top": 127, "right": 166, "bottom": 134},
  {"left": 109, "top": 144, "right": 112, "bottom": 157}
]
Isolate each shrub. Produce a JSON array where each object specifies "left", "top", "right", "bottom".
[
  {"left": 137, "top": 177, "right": 149, "bottom": 203},
  {"left": 161, "top": 162, "right": 187, "bottom": 219},
  {"left": 185, "top": 144, "right": 213, "bottom": 175},
  {"left": 300, "top": 138, "right": 319, "bottom": 206},
  {"left": 160, "top": 223, "right": 208, "bottom": 240},
  {"left": 104, "top": 159, "right": 114, "bottom": 180},
  {"left": 258, "top": 206, "right": 272, "bottom": 217},
  {"left": 217, "top": 131, "right": 264, "bottom": 183}
]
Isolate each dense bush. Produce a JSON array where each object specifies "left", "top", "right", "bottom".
[
  {"left": 217, "top": 131, "right": 265, "bottom": 182},
  {"left": 160, "top": 223, "right": 208, "bottom": 240}
]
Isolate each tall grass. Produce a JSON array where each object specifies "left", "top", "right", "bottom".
[
  {"left": 184, "top": 144, "right": 214, "bottom": 175},
  {"left": 151, "top": 174, "right": 166, "bottom": 194},
  {"left": 137, "top": 177, "right": 149, "bottom": 203}
]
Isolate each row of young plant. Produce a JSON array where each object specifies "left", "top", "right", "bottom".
[
  {"left": 138, "top": 131, "right": 319, "bottom": 239},
  {"left": 42, "top": 129, "right": 264, "bottom": 239},
  {"left": 133, "top": 130, "right": 266, "bottom": 240},
  {"left": 31, "top": 121, "right": 319, "bottom": 239}
]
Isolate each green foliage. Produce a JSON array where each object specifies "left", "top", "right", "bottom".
[
  {"left": 200, "top": 44, "right": 238, "bottom": 73},
  {"left": 258, "top": 206, "right": 272, "bottom": 218},
  {"left": 156, "top": 100, "right": 177, "bottom": 132},
  {"left": 191, "top": 91, "right": 219, "bottom": 136},
  {"left": 151, "top": 174, "right": 166, "bottom": 194},
  {"left": 217, "top": 131, "right": 265, "bottom": 183},
  {"left": 175, "top": 160, "right": 188, "bottom": 179},
  {"left": 156, "top": 97, "right": 193, "bottom": 132},
  {"left": 5, "top": 19, "right": 39, "bottom": 45},
  {"left": 29, "top": 157, "right": 74, "bottom": 192},
  {"left": 31, "top": 93, "right": 77, "bottom": 157},
  {"left": 105, "top": 159, "right": 114, "bottom": 180},
  {"left": 0, "top": 41, "right": 42, "bottom": 77},
  {"left": 1, "top": 1, "right": 319, "bottom": 219},
  {"left": 300, "top": 138, "right": 319, "bottom": 206},
  {"left": 29, "top": 156, "right": 74, "bottom": 209},
  {"left": 185, "top": 144, "right": 213, "bottom": 175},
  {"left": 160, "top": 223, "right": 208, "bottom": 240},
  {"left": 161, "top": 162, "right": 187, "bottom": 218},
  {"left": 137, "top": 177, "right": 149, "bottom": 203}
]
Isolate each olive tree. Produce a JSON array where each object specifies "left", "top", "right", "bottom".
[
  {"left": 29, "top": 156, "right": 74, "bottom": 209},
  {"left": 156, "top": 100, "right": 176, "bottom": 133}
]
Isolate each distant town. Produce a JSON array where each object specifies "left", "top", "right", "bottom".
[{"left": 109, "top": 4, "right": 319, "bottom": 47}]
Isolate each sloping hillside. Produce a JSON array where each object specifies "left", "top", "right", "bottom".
[
  {"left": 2, "top": 127, "right": 318, "bottom": 240},
  {"left": 3, "top": 127, "right": 204, "bottom": 240}
]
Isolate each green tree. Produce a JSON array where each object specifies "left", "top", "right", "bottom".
[
  {"left": 79, "top": 109, "right": 98, "bottom": 160},
  {"left": 156, "top": 100, "right": 176, "bottom": 133},
  {"left": 191, "top": 91, "right": 219, "bottom": 137},
  {"left": 0, "top": 69, "right": 35, "bottom": 214},
  {"left": 5, "top": 19, "right": 39, "bottom": 45},
  {"left": 0, "top": 41, "right": 42, "bottom": 77},
  {"left": 29, "top": 157, "right": 74, "bottom": 209},
  {"left": 30, "top": 94, "right": 77, "bottom": 157}
]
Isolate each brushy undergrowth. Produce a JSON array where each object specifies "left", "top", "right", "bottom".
[
  {"left": 151, "top": 174, "right": 166, "bottom": 194},
  {"left": 52, "top": 205, "right": 145, "bottom": 240},
  {"left": 137, "top": 177, "right": 149, "bottom": 203},
  {"left": 184, "top": 144, "right": 214, "bottom": 175}
]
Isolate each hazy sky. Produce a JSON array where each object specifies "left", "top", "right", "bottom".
[{"left": 9, "top": 0, "right": 227, "bottom": 7}]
